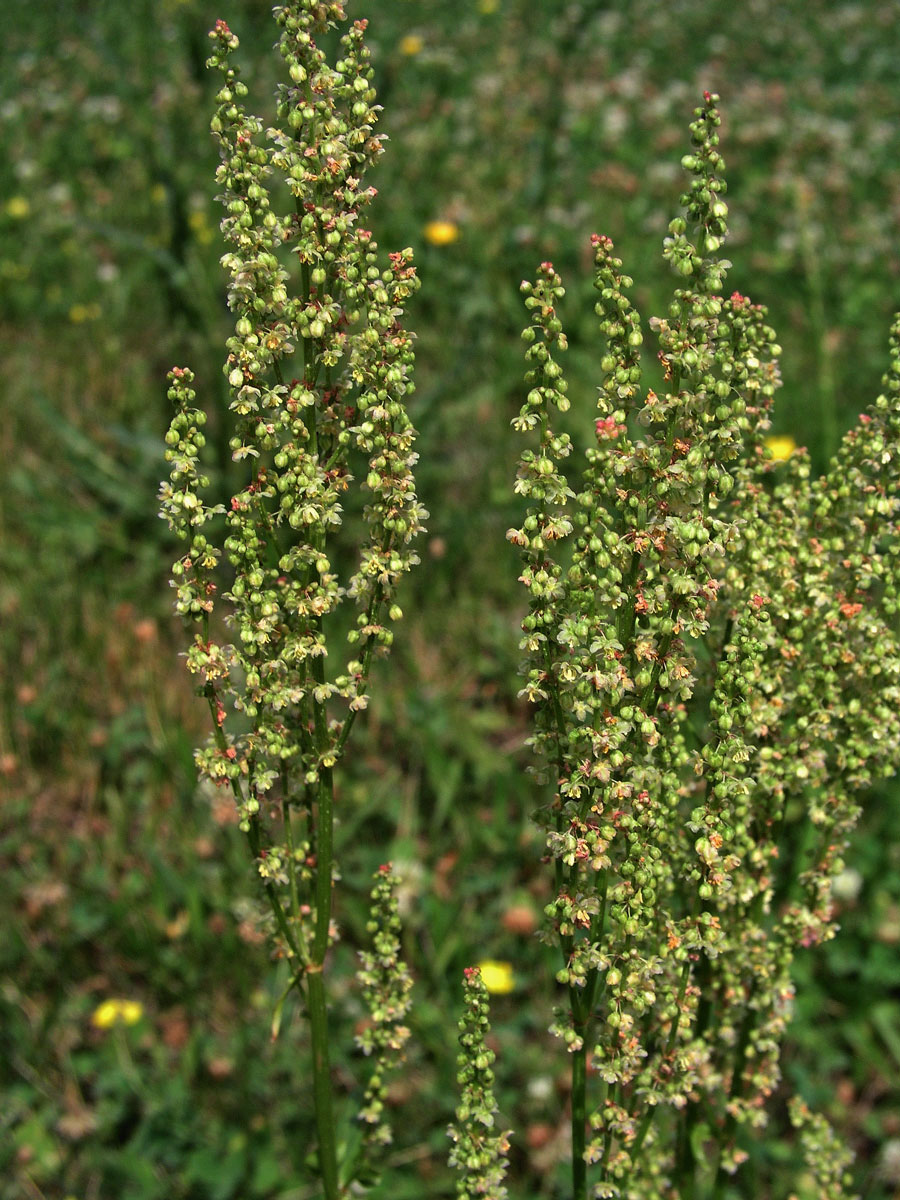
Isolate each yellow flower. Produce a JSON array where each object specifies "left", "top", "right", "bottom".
[
  {"left": 477, "top": 959, "right": 515, "bottom": 994},
  {"left": 424, "top": 219, "right": 459, "bottom": 247},
  {"left": 478, "top": 0, "right": 499, "bottom": 11},
  {"left": 765, "top": 434, "right": 796, "bottom": 462},
  {"left": 399, "top": 34, "right": 424, "bottom": 56},
  {"left": 91, "top": 998, "right": 144, "bottom": 1029},
  {"left": 6, "top": 196, "right": 29, "bottom": 219}
]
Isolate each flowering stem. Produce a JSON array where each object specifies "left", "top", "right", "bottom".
[
  {"left": 308, "top": 702, "right": 339, "bottom": 1195},
  {"left": 334, "top": 586, "right": 383, "bottom": 758},
  {"left": 448, "top": 967, "right": 511, "bottom": 1198},
  {"left": 246, "top": 817, "right": 304, "bottom": 964},
  {"left": 709, "top": 1005, "right": 754, "bottom": 1200},
  {"left": 506, "top": 88, "right": 900, "bottom": 1200},
  {"left": 281, "top": 786, "right": 301, "bottom": 927},
  {"left": 202, "top": 686, "right": 304, "bottom": 963},
  {"left": 312, "top": 731, "right": 333, "bottom": 951},
  {"left": 631, "top": 958, "right": 692, "bottom": 1160},
  {"left": 570, "top": 990, "right": 590, "bottom": 1200},
  {"left": 162, "top": 9, "right": 423, "bottom": 1197}
]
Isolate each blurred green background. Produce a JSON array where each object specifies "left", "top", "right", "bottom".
[{"left": 2, "top": 0, "right": 900, "bottom": 1196}]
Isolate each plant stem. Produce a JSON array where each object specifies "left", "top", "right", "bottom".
[
  {"left": 304, "top": 753, "right": 339, "bottom": 1198},
  {"left": 312, "top": 761, "right": 334, "bottom": 960},
  {"left": 570, "top": 1015, "right": 588, "bottom": 1200},
  {"left": 305, "top": 647, "right": 340, "bottom": 1194},
  {"left": 674, "top": 1101, "right": 698, "bottom": 1200},
  {"left": 205, "top": 639, "right": 326, "bottom": 1199},
  {"left": 306, "top": 963, "right": 340, "bottom": 1200},
  {"left": 333, "top": 585, "right": 383, "bottom": 759},
  {"left": 710, "top": 1005, "right": 753, "bottom": 1200}
]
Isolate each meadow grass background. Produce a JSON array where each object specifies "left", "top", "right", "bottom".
[{"left": 2, "top": 1, "right": 900, "bottom": 1196}]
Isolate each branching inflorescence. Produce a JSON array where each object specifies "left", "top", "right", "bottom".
[
  {"left": 510, "top": 92, "right": 900, "bottom": 1199},
  {"left": 159, "top": 3, "right": 424, "bottom": 1195},
  {"left": 448, "top": 966, "right": 513, "bottom": 1200}
]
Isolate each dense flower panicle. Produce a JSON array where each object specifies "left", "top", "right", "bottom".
[
  {"left": 511, "top": 91, "right": 899, "bottom": 1197},
  {"left": 447, "top": 967, "right": 511, "bottom": 1200},
  {"left": 160, "top": 0, "right": 424, "bottom": 959},
  {"left": 789, "top": 1099, "right": 859, "bottom": 1200},
  {"left": 355, "top": 865, "right": 413, "bottom": 1150},
  {"left": 160, "top": 8, "right": 421, "bottom": 1196}
]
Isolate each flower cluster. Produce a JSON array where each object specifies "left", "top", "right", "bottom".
[
  {"left": 789, "top": 1098, "right": 858, "bottom": 1200},
  {"left": 159, "top": 0, "right": 424, "bottom": 957},
  {"left": 159, "top": 6, "right": 422, "bottom": 1196},
  {"left": 447, "top": 967, "right": 511, "bottom": 1200},
  {"left": 511, "top": 92, "right": 900, "bottom": 1197},
  {"left": 355, "top": 864, "right": 413, "bottom": 1153}
]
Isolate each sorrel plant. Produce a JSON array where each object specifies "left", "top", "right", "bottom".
[
  {"left": 160, "top": 7, "right": 900, "bottom": 1194},
  {"left": 509, "top": 91, "right": 900, "bottom": 1199},
  {"left": 159, "top": 3, "right": 424, "bottom": 1195}
]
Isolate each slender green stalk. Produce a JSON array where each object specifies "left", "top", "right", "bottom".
[
  {"left": 569, "top": 989, "right": 590, "bottom": 1200},
  {"left": 282, "top": 791, "right": 301, "bottom": 925},
  {"left": 674, "top": 1112, "right": 697, "bottom": 1200},
  {"left": 571, "top": 1046, "right": 587, "bottom": 1199},
  {"left": 306, "top": 965, "right": 340, "bottom": 1200},
  {"left": 306, "top": 757, "right": 337, "bottom": 1194}
]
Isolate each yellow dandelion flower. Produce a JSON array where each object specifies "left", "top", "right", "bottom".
[
  {"left": 91, "top": 998, "right": 144, "bottom": 1029},
  {"left": 424, "top": 219, "right": 459, "bottom": 246},
  {"left": 765, "top": 434, "right": 796, "bottom": 462},
  {"left": 477, "top": 959, "right": 515, "bottom": 995},
  {"left": 119, "top": 1000, "right": 144, "bottom": 1025},
  {"left": 5, "top": 196, "right": 30, "bottom": 219},
  {"left": 91, "top": 1000, "right": 119, "bottom": 1029},
  {"left": 399, "top": 34, "right": 424, "bottom": 56}
]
